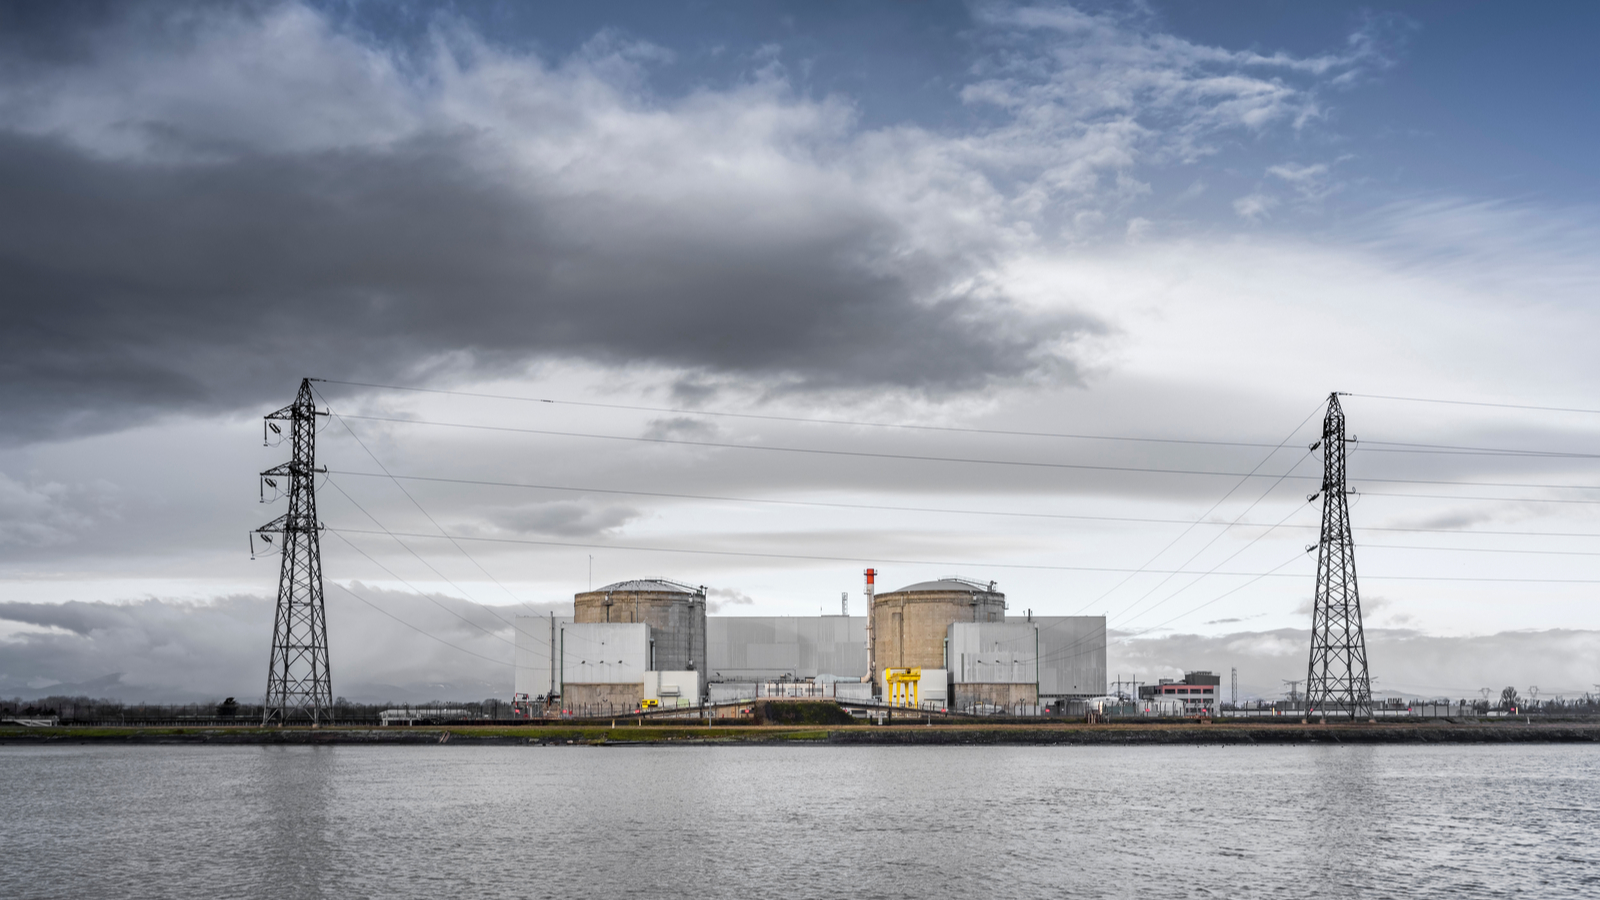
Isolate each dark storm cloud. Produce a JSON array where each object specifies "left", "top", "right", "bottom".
[
  {"left": 0, "top": 2, "right": 1106, "bottom": 445},
  {"left": 0, "top": 599, "right": 124, "bottom": 636},
  {"left": 0, "top": 0, "right": 1395, "bottom": 447},
  {"left": 0, "top": 129, "right": 1098, "bottom": 443}
]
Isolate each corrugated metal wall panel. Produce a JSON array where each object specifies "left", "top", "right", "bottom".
[
  {"left": 1034, "top": 616, "right": 1107, "bottom": 697},
  {"left": 559, "top": 622, "right": 650, "bottom": 686},
  {"left": 706, "top": 616, "right": 868, "bottom": 681},
  {"left": 514, "top": 615, "right": 572, "bottom": 698},
  {"left": 948, "top": 623, "right": 1038, "bottom": 684}
]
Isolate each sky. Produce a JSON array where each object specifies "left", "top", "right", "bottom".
[{"left": 2, "top": 0, "right": 1599, "bottom": 703}]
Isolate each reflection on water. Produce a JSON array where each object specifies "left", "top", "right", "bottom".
[
  {"left": 1, "top": 744, "right": 1595, "bottom": 899},
  {"left": 1305, "top": 745, "right": 1386, "bottom": 890},
  {"left": 255, "top": 747, "right": 336, "bottom": 896}
]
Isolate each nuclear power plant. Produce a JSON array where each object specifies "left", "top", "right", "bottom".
[
  {"left": 251, "top": 378, "right": 1370, "bottom": 727},
  {"left": 514, "top": 571, "right": 1106, "bottom": 716}
]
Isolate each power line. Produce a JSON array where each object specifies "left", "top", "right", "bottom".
[
  {"left": 324, "top": 519, "right": 521, "bottom": 649},
  {"left": 333, "top": 414, "right": 1600, "bottom": 492},
  {"left": 1067, "top": 397, "right": 1324, "bottom": 617},
  {"left": 324, "top": 469, "right": 1600, "bottom": 539},
  {"left": 336, "top": 413, "right": 1310, "bottom": 479},
  {"left": 327, "top": 468, "right": 1307, "bottom": 527},
  {"left": 1350, "top": 393, "right": 1600, "bottom": 416},
  {"left": 1358, "top": 543, "right": 1600, "bottom": 558},
  {"left": 315, "top": 379, "right": 1305, "bottom": 449},
  {"left": 326, "top": 580, "right": 510, "bottom": 667},
  {"left": 312, "top": 385, "right": 547, "bottom": 622},
  {"left": 1040, "top": 540, "right": 1600, "bottom": 671},
  {"left": 1112, "top": 495, "right": 1316, "bottom": 630},
  {"left": 319, "top": 378, "right": 1600, "bottom": 458},
  {"left": 324, "top": 526, "right": 1306, "bottom": 577},
  {"left": 1091, "top": 446, "right": 1317, "bottom": 622},
  {"left": 1357, "top": 491, "right": 1600, "bottom": 505},
  {"left": 321, "top": 526, "right": 1600, "bottom": 583},
  {"left": 1037, "top": 552, "right": 1310, "bottom": 666},
  {"left": 1361, "top": 442, "right": 1600, "bottom": 460}
]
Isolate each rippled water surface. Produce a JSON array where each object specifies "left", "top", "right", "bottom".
[{"left": 1, "top": 743, "right": 1596, "bottom": 899}]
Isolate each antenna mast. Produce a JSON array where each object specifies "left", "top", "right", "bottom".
[
  {"left": 256, "top": 378, "right": 332, "bottom": 725},
  {"left": 1304, "top": 393, "right": 1373, "bottom": 720}
]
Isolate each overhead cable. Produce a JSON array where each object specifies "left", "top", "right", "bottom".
[
  {"left": 324, "top": 469, "right": 1600, "bottom": 538},
  {"left": 1038, "top": 552, "right": 1311, "bottom": 666},
  {"left": 336, "top": 414, "right": 1600, "bottom": 492},
  {"left": 1071, "top": 400, "right": 1319, "bottom": 618},
  {"left": 314, "top": 384, "right": 547, "bottom": 621},
  {"left": 1358, "top": 491, "right": 1600, "bottom": 505},
  {"left": 321, "top": 527, "right": 1600, "bottom": 583},
  {"left": 324, "top": 522, "right": 522, "bottom": 648},
  {"left": 327, "top": 580, "right": 509, "bottom": 667},
  {"left": 316, "top": 379, "right": 1303, "bottom": 449},
  {"left": 1350, "top": 393, "right": 1600, "bottom": 416},
  {"left": 319, "top": 379, "right": 1600, "bottom": 458},
  {"left": 1110, "top": 495, "right": 1315, "bottom": 629}
]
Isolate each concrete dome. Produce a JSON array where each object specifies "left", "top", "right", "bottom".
[
  {"left": 892, "top": 577, "right": 999, "bottom": 594},
  {"left": 872, "top": 576, "right": 1005, "bottom": 675},
  {"left": 576, "top": 578, "right": 706, "bottom": 677},
  {"left": 595, "top": 578, "right": 701, "bottom": 594}
]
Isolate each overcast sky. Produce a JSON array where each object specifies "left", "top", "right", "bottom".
[{"left": 3, "top": 0, "right": 1599, "bottom": 703}]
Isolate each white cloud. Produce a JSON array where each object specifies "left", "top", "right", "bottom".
[
  {"left": 1232, "top": 192, "right": 1277, "bottom": 220},
  {"left": 0, "top": 1, "right": 1385, "bottom": 245},
  {"left": 963, "top": 1, "right": 1397, "bottom": 182},
  {"left": 1, "top": 4, "right": 419, "bottom": 160},
  {"left": 1267, "top": 161, "right": 1334, "bottom": 200}
]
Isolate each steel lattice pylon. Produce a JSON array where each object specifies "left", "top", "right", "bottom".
[
  {"left": 1304, "top": 393, "right": 1373, "bottom": 720},
  {"left": 257, "top": 378, "right": 332, "bottom": 725}
]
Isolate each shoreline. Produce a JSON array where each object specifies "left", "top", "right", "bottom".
[{"left": 4, "top": 720, "right": 1599, "bottom": 746}]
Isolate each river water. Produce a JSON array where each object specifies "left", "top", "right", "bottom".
[{"left": 1, "top": 743, "right": 1595, "bottom": 899}]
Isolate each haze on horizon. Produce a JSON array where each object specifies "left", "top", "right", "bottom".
[{"left": 2, "top": 0, "right": 1599, "bottom": 704}]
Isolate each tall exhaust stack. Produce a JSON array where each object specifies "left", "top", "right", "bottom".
[
  {"left": 841, "top": 592, "right": 848, "bottom": 616},
  {"left": 864, "top": 568, "right": 877, "bottom": 695}
]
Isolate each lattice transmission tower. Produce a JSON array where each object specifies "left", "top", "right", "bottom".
[
  {"left": 1304, "top": 392, "right": 1373, "bottom": 720},
  {"left": 255, "top": 378, "right": 332, "bottom": 724}
]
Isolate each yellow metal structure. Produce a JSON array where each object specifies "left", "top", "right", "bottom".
[
  {"left": 885, "top": 667, "right": 921, "bottom": 708},
  {"left": 640, "top": 698, "right": 659, "bottom": 710}
]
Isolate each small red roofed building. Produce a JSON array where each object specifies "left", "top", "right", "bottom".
[{"left": 1139, "top": 671, "right": 1222, "bottom": 714}]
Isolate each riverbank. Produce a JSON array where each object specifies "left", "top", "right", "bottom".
[{"left": 5, "top": 720, "right": 1598, "bottom": 746}]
